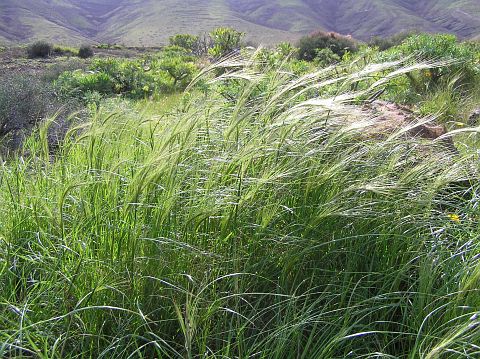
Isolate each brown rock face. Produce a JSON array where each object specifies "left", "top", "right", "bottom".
[
  {"left": 408, "top": 123, "right": 448, "bottom": 140},
  {"left": 361, "top": 101, "right": 455, "bottom": 151}
]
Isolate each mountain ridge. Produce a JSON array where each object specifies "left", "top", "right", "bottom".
[{"left": 0, "top": 0, "right": 479, "bottom": 46}]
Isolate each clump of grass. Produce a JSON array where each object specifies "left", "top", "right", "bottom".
[
  {"left": 0, "top": 56, "right": 479, "bottom": 358},
  {"left": 95, "top": 43, "right": 123, "bottom": 50},
  {"left": 52, "top": 45, "right": 79, "bottom": 57}
]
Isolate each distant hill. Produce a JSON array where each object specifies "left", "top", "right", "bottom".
[{"left": 1, "top": 0, "right": 479, "bottom": 46}]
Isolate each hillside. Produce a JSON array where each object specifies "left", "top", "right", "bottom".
[{"left": 0, "top": 0, "right": 479, "bottom": 45}]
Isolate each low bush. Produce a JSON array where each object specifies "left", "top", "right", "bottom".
[
  {"left": 90, "top": 58, "right": 172, "bottom": 97},
  {"left": 313, "top": 48, "right": 341, "bottom": 67},
  {"left": 56, "top": 70, "right": 116, "bottom": 99},
  {"left": 208, "top": 27, "right": 245, "bottom": 58},
  {"left": 393, "top": 34, "right": 478, "bottom": 84},
  {"left": 276, "top": 42, "right": 298, "bottom": 58},
  {"left": 158, "top": 46, "right": 197, "bottom": 87},
  {"left": 56, "top": 50, "right": 198, "bottom": 101},
  {"left": 0, "top": 75, "right": 51, "bottom": 137},
  {"left": 0, "top": 74, "right": 81, "bottom": 151},
  {"left": 297, "top": 31, "right": 358, "bottom": 61},
  {"left": 27, "top": 40, "right": 52, "bottom": 58},
  {"left": 169, "top": 33, "right": 200, "bottom": 54},
  {"left": 169, "top": 27, "right": 247, "bottom": 59},
  {"left": 380, "top": 33, "right": 480, "bottom": 104},
  {"left": 249, "top": 46, "right": 312, "bottom": 74},
  {"left": 78, "top": 44, "right": 94, "bottom": 59}
]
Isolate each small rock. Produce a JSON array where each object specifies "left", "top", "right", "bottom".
[{"left": 468, "top": 108, "right": 480, "bottom": 126}]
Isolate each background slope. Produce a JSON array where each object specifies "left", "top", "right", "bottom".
[{"left": 0, "top": 0, "right": 479, "bottom": 45}]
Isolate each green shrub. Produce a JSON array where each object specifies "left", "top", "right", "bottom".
[
  {"left": 276, "top": 42, "right": 298, "bottom": 58},
  {"left": 158, "top": 53, "right": 197, "bottom": 88},
  {"left": 250, "top": 48, "right": 282, "bottom": 70},
  {"left": 27, "top": 40, "right": 52, "bottom": 58},
  {"left": 82, "top": 90, "right": 103, "bottom": 109},
  {"left": 168, "top": 28, "right": 246, "bottom": 59},
  {"left": 55, "top": 53, "right": 198, "bottom": 101},
  {"left": 208, "top": 27, "right": 244, "bottom": 58},
  {"left": 250, "top": 43, "right": 300, "bottom": 70},
  {"left": 289, "top": 59, "right": 313, "bottom": 74},
  {"left": 55, "top": 70, "right": 116, "bottom": 101},
  {"left": 169, "top": 33, "right": 199, "bottom": 54},
  {"left": 297, "top": 31, "right": 357, "bottom": 61},
  {"left": 382, "top": 34, "right": 480, "bottom": 103},
  {"left": 313, "top": 48, "right": 341, "bottom": 67},
  {"left": 251, "top": 46, "right": 308, "bottom": 73},
  {"left": 392, "top": 34, "right": 478, "bottom": 84},
  {"left": 78, "top": 45, "right": 94, "bottom": 59},
  {"left": 90, "top": 58, "right": 148, "bottom": 96}
]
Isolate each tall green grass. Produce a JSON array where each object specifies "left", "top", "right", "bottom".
[{"left": 0, "top": 58, "right": 479, "bottom": 358}]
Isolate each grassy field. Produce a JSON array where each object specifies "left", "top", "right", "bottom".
[{"left": 1, "top": 43, "right": 480, "bottom": 357}]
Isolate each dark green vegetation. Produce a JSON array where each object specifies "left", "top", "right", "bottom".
[
  {"left": 78, "top": 45, "right": 94, "bottom": 59},
  {"left": 1, "top": 0, "right": 480, "bottom": 45},
  {"left": 0, "top": 31, "right": 480, "bottom": 358},
  {"left": 297, "top": 31, "right": 357, "bottom": 61},
  {"left": 27, "top": 41, "right": 93, "bottom": 60},
  {"left": 27, "top": 41, "right": 52, "bottom": 58},
  {"left": 53, "top": 28, "right": 244, "bottom": 102}
]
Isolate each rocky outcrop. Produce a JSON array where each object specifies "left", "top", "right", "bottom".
[{"left": 360, "top": 100, "right": 456, "bottom": 152}]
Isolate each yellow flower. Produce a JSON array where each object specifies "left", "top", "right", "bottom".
[
  {"left": 143, "top": 85, "right": 150, "bottom": 92},
  {"left": 448, "top": 214, "right": 460, "bottom": 223},
  {"left": 424, "top": 70, "right": 432, "bottom": 78}
]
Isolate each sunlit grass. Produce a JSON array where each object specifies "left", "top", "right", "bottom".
[{"left": 0, "top": 58, "right": 479, "bottom": 358}]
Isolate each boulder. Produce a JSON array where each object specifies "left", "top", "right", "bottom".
[{"left": 361, "top": 100, "right": 456, "bottom": 151}]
